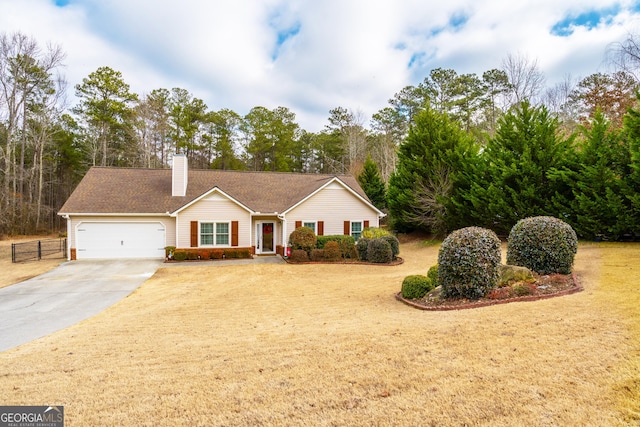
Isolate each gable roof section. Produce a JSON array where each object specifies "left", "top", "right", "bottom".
[
  {"left": 58, "top": 167, "right": 376, "bottom": 215},
  {"left": 172, "top": 186, "right": 253, "bottom": 215},
  {"left": 282, "top": 177, "right": 384, "bottom": 217}
]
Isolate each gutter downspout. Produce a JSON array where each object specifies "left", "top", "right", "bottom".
[{"left": 60, "top": 214, "right": 71, "bottom": 260}]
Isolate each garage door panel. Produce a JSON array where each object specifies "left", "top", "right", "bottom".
[{"left": 77, "top": 222, "right": 166, "bottom": 259}]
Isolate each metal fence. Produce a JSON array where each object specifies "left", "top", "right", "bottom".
[{"left": 11, "top": 238, "right": 67, "bottom": 263}]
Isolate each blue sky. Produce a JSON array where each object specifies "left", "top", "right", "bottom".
[{"left": 2, "top": 0, "right": 640, "bottom": 131}]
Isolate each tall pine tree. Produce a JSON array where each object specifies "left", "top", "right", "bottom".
[
  {"left": 357, "top": 155, "right": 386, "bottom": 210},
  {"left": 460, "top": 101, "right": 575, "bottom": 235},
  {"left": 622, "top": 94, "right": 640, "bottom": 237},
  {"left": 572, "top": 110, "right": 631, "bottom": 239},
  {"left": 387, "top": 106, "right": 478, "bottom": 234}
]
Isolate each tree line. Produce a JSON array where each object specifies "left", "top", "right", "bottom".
[
  {"left": 385, "top": 100, "right": 640, "bottom": 240},
  {"left": 1, "top": 30, "right": 640, "bottom": 237}
]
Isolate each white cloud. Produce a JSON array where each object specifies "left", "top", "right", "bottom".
[{"left": 1, "top": 0, "right": 640, "bottom": 131}]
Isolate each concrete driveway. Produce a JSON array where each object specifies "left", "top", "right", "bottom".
[{"left": 0, "top": 259, "right": 162, "bottom": 353}]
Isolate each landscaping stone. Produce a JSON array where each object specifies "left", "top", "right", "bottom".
[{"left": 498, "top": 264, "right": 534, "bottom": 285}]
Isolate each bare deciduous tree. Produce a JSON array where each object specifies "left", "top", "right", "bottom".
[
  {"left": 0, "top": 31, "right": 65, "bottom": 234},
  {"left": 606, "top": 32, "right": 640, "bottom": 81},
  {"left": 501, "top": 52, "right": 546, "bottom": 107},
  {"left": 543, "top": 73, "right": 579, "bottom": 134},
  {"left": 326, "top": 107, "right": 368, "bottom": 175}
]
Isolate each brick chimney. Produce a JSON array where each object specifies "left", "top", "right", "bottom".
[{"left": 172, "top": 154, "right": 188, "bottom": 197}]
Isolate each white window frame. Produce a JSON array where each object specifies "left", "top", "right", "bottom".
[
  {"left": 199, "top": 221, "right": 231, "bottom": 247},
  {"left": 302, "top": 221, "right": 317, "bottom": 234},
  {"left": 350, "top": 221, "right": 363, "bottom": 240}
]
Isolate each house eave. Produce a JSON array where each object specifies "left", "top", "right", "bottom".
[{"left": 57, "top": 212, "right": 172, "bottom": 217}]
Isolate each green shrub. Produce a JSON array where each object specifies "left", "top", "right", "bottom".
[
  {"left": 289, "top": 249, "right": 309, "bottom": 263},
  {"left": 224, "top": 249, "right": 239, "bottom": 259},
  {"left": 341, "top": 241, "right": 358, "bottom": 259},
  {"left": 362, "top": 227, "right": 390, "bottom": 239},
  {"left": 507, "top": 216, "right": 578, "bottom": 274},
  {"left": 381, "top": 235, "right": 400, "bottom": 259},
  {"left": 317, "top": 235, "right": 356, "bottom": 258},
  {"left": 427, "top": 264, "right": 438, "bottom": 284},
  {"left": 437, "top": 227, "right": 502, "bottom": 299},
  {"left": 209, "top": 249, "right": 224, "bottom": 259},
  {"left": 185, "top": 250, "right": 199, "bottom": 260},
  {"left": 339, "top": 236, "right": 357, "bottom": 259},
  {"left": 401, "top": 275, "right": 434, "bottom": 299},
  {"left": 316, "top": 235, "right": 351, "bottom": 248},
  {"left": 356, "top": 238, "right": 370, "bottom": 261},
  {"left": 512, "top": 283, "right": 537, "bottom": 296},
  {"left": 289, "top": 226, "right": 317, "bottom": 254},
  {"left": 172, "top": 250, "right": 187, "bottom": 261},
  {"left": 367, "top": 238, "right": 393, "bottom": 264},
  {"left": 310, "top": 249, "right": 325, "bottom": 261},
  {"left": 222, "top": 248, "right": 252, "bottom": 259},
  {"left": 324, "top": 241, "right": 341, "bottom": 261}
]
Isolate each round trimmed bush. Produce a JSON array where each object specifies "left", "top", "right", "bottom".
[
  {"left": 401, "top": 275, "right": 434, "bottom": 299},
  {"left": 324, "top": 241, "right": 341, "bottom": 261},
  {"left": 310, "top": 248, "right": 325, "bottom": 261},
  {"left": 356, "top": 238, "right": 370, "bottom": 261},
  {"left": 289, "top": 226, "right": 317, "bottom": 254},
  {"left": 437, "top": 227, "right": 502, "bottom": 299},
  {"left": 427, "top": 264, "right": 438, "bottom": 284},
  {"left": 381, "top": 235, "right": 400, "bottom": 260},
  {"left": 367, "top": 238, "right": 393, "bottom": 263},
  {"left": 289, "top": 249, "right": 309, "bottom": 263},
  {"left": 507, "top": 216, "right": 578, "bottom": 274}
]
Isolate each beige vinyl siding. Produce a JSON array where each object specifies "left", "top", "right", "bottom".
[
  {"left": 286, "top": 182, "right": 379, "bottom": 238},
  {"left": 68, "top": 216, "right": 175, "bottom": 249},
  {"left": 176, "top": 193, "right": 251, "bottom": 248}
]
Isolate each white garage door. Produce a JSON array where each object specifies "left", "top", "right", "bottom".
[{"left": 76, "top": 222, "right": 166, "bottom": 259}]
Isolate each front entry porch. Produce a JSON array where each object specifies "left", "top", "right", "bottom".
[{"left": 254, "top": 218, "right": 285, "bottom": 256}]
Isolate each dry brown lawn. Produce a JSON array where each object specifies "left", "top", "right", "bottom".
[
  {"left": 0, "top": 236, "right": 65, "bottom": 289},
  {"left": 0, "top": 241, "right": 639, "bottom": 426}
]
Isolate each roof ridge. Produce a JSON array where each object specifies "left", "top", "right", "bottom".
[
  {"left": 89, "top": 166, "right": 353, "bottom": 179},
  {"left": 189, "top": 169, "right": 350, "bottom": 176},
  {"left": 90, "top": 166, "right": 170, "bottom": 171}
]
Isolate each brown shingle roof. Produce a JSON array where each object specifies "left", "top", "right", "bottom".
[{"left": 58, "top": 167, "right": 372, "bottom": 215}]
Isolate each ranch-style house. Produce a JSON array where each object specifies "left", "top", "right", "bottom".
[{"left": 58, "top": 155, "right": 385, "bottom": 260}]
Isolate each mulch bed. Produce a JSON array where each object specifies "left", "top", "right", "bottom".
[{"left": 396, "top": 272, "right": 583, "bottom": 311}]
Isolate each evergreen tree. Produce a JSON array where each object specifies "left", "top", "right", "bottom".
[
  {"left": 73, "top": 66, "right": 138, "bottom": 167},
  {"left": 357, "top": 155, "right": 386, "bottom": 210},
  {"left": 387, "top": 106, "right": 477, "bottom": 234},
  {"left": 461, "top": 101, "right": 575, "bottom": 235},
  {"left": 622, "top": 94, "right": 640, "bottom": 236},
  {"left": 572, "top": 110, "right": 631, "bottom": 239}
]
